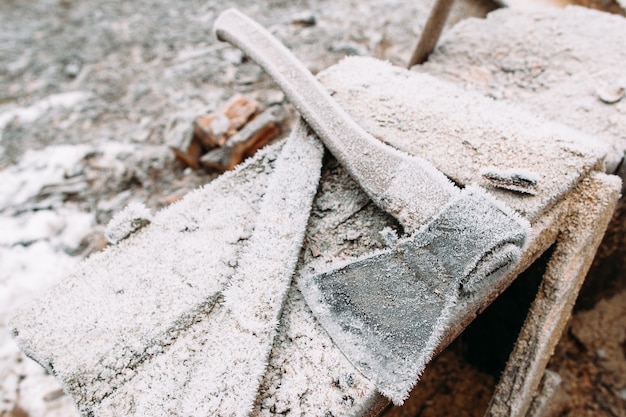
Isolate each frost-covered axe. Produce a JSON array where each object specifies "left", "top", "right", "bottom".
[{"left": 215, "top": 9, "right": 530, "bottom": 405}]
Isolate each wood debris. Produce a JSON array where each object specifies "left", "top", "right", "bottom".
[
  {"left": 481, "top": 167, "right": 540, "bottom": 195},
  {"left": 171, "top": 95, "right": 284, "bottom": 171}
]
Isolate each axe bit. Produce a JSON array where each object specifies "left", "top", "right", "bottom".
[{"left": 214, "top": 9, "right": 530, "bottom": 405}]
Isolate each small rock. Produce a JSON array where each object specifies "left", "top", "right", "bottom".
[
  {"left": 64, "top": 59, "right": 82, "bottom": 78},
  {"left": 264, "top": 89, "right": 285, "bottom": 106},
  {"left": 379, "top": 227, "right": 399, "bottom": 246},
  {"left": 222, "top": 48, "right": 244, "bottom": 65},
  {"left": 596, "top": 84, "right": 625, "bottom": 104},
  {"left": 329, "top": 42, "right": 367, "bottom": 56},
  {"left": 235, "top": 64, "right": 265, "bottom": 85},
  {"left": 43, "top": 388, "right": 65, "bottom": 402},
  {"left": 345, "top": 230, "right": 360, "bottom": 241},
  {"left": 291, "top": 11, "right": 316, "bottom": 27},
  {"left": 310, "top": 246, "right": 321, "bottom": 257}
]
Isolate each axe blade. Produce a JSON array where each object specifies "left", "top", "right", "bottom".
[
  {"left": 299, "top": 186, "right": 529, "bottom": 404},
  {"left": 299, "top": 242, "right": 454, "bottom": 405}
]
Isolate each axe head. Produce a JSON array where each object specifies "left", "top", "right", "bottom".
[{"left": 298, "top": 186, "right": 529, "bottom": 404}]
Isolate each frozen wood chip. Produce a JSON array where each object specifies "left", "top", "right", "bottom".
[
  {"left": 228, "top": 123, "right": 279, "bottom": 169},
  {"left": 481, "top": 167, "right": 540, "bottom": 195},
  {"left": 193, "top": 113, "right": 230, "bottom": 148},
  {"left": 199, "top": 147, "right": 229, "bottom": 173},
  {"left": 171, "top": 95, "right": 273, "bottom": 171},
  {"left": 200, "top": 105, "right": 284, "bottom": 171},
  {"left": 193, "top": 95, "right": 258, "bottom": 149},
  {"left": 221, "top": 94, "right": 258, "bottom": 133},
  {"left": 171, "top": 136, "right": 203, "bottom": 169},
  {"left": 291, "top": 10, "right": 316, "bottom": 27}
]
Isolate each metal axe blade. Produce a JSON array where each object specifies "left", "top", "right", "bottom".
[
  {"left": 299, "top": 186, "right": 527, "bottom": 403},
  {"left": 214, "top": 8, "right": 530, "bottom": 405}
]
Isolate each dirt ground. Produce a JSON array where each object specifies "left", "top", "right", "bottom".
[{"left": 0, "top": 0, "right": 625, "bottom": 416}]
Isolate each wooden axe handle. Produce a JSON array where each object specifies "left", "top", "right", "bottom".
[{"left": 215, "top": 8, "right": 458, "bottom": 233}]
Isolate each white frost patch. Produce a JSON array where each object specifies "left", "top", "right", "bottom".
[
  {"left": 0, "top": 142, "right": 94, "bottom": 417},
  {"left": 105, "top": 202, "right": 153, "bottom": 244},
  {"left": 0, "top": 145, "right": 91, "bottom": 211},
  {"left": 379, "top": 226, "right": 399, "bottom": 246},
  {"left": 0, "top": 242, "right": 78, "bottom": 325},
  {"left": 0, "top": 91, "right": 91, "bottom": 142},
  {"left": 0, "top": 332, "right": 79, "bottom": 417},
  {"left": 0, "top": 140, "right": 142, "bottom": 213},
  {"left": 15, "top": 368, "right": 79, "bottom": 417},
  {"left": 0, "top": 209, "right": 94, "bottom": 322},
  {"left": 0, "top": 209, "right": 93, "bottom": 250},
  {"left": 0, "top": 210, "right": 65, "bottom": 246},
  {"left": 0, "top": 218, "right": 85, "bottom": 417}
]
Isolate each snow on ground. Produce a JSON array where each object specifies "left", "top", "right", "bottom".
[
  {"left": 0, "top": 141, "right": 168, "bottom": 416},
  {"left": 0, "top": 146, "right": 93, "bottom": 416}
]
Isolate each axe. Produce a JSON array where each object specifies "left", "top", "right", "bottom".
[{"left": 215, "top": 9, "right": 530, "bottom": 405}]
